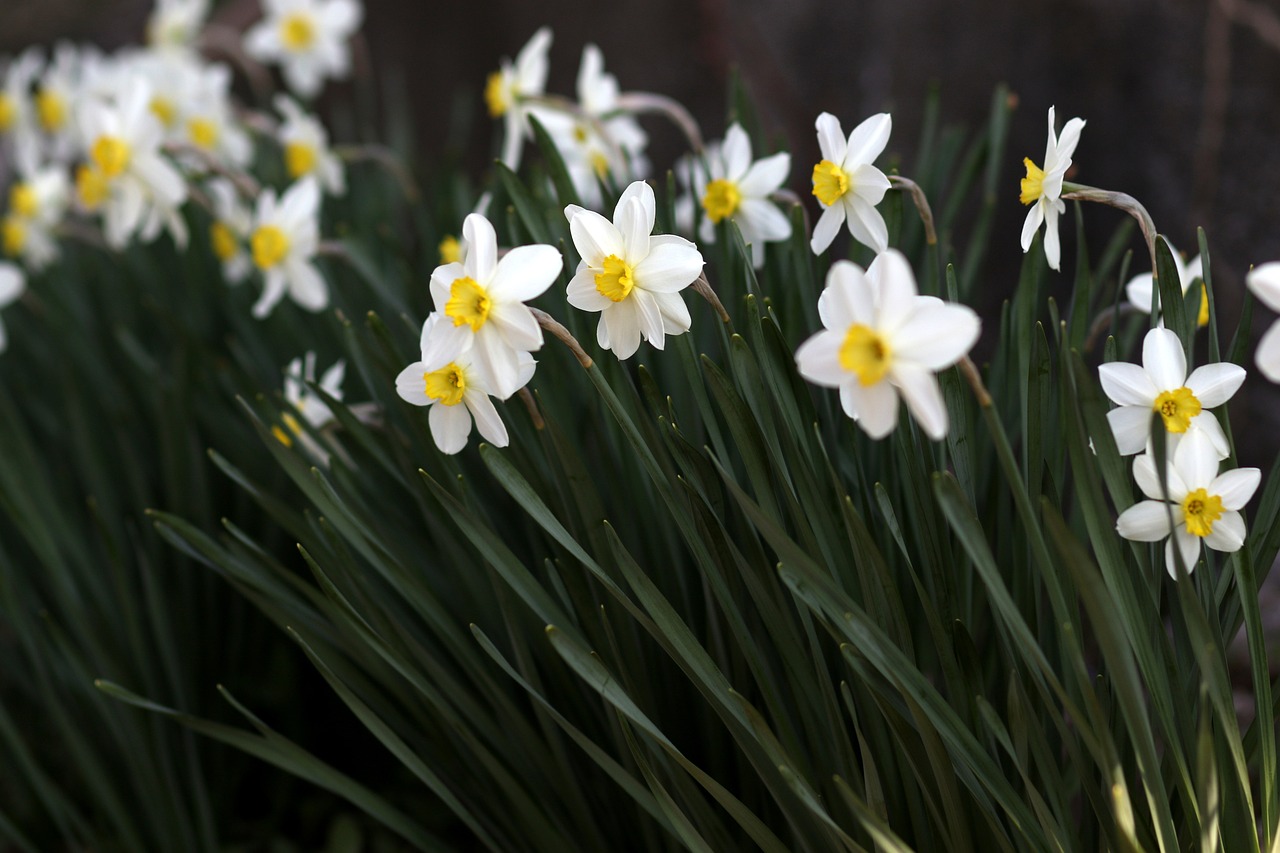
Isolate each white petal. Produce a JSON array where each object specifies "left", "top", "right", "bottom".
[
  {"left": 320, "top": 0, "right": 362, "bottom": 33},
  {"left": 1173, "top": 428, "right": 1219, "bottom": 490},
  {"left": 252, "top": 268, "right": 288, "bottom": 319},
  {"left": 653, "top": 291, "right": 692, "bottom": 335},
  {"left": 1054, "top": 117, "right": 1086, "bottom": 162},
  {"left": 1255, "top": 319, "right": 1280, "bottom": 384},
  {"left": 1126, "top": 274, "right": 1157, "bottom": 314},
  {"left": 466, "top": 391, "right": 510, "bottom": 446},
  {"left": 796, "top": 330, "right": 846, "bottom": 387},
  {"left": 429, "top": 262, "right": 466, "bottom": 311},
  {"left": 734, "top": 198, "right": 791, "bottom": 243},
  {"left": 490, "top": 302, "right": 543, "bottom": 352},
  {"left": 1042, "top": 202, "right": 1061, "bottom": 271},
  {"left": 462, "top": 213, "right": 498, "bottom": 285},
  {"left": 738, "top": 151, "right": 790, "bottom": 197},
  {"left": 1166, "top": 527, "right": 1202, "bottom": 578},
  {"left": 810, "top": 203, "right": 845, "bottom": 254},
  {"left": 616, "top": 196, "right": 651, "bottom": 261},
  {"left": 1204, "top": 510, "right": 1246, "bottom": 553},
  {"left": 633, "top": 289, "right": 665, "bottom": 350},
  {"left": 891, "top": 302, "right": 980, "bottom": 370},
  {"left": 720, "top": 124, "right": 752, "bottom": 180},
  {"left": 1107, "top": 405, "right": 1154, "bottom": 456},
  {"left": 1142, "top": 327, "right": 1187, "bottom": 391},
  {"left": 1020, "top": 203, "right": 1044, "bottom": 253},
  {"left": 421, "top": 318, "right": 470, "bottom": 369},
  {"left": 1098, "top": 362, "right": 1159, "bottom": 407},
  {"left": 1133, "top": 453, "right": 1188, "bottom": 502},
  {"left": 566, "top": 267, "right": 612, "bottom": 312},
  {"left": 814, "top": 112, "right": 845, "bottom": 163},
  {"left": 849, "top": 163, "right": 891, "bottom": 206},
  {"left": 634, "top": 241, "right": 702, "bottom": 293},
  {"left": 1186, "top": 362, "right": 1245, "bottom": 408},
  {"left": 1116, "top": 500, "right": 1174, "bottom": 542},
  {"left": 1189, "top": 412, "right": 1231, "bottom": 459},
  {"left": 488, "top": 244, "right": 562, "bottom": 302},
  {"left": 473, "top": 327, "right": 523, "bottom": 399},
  {"left": 602, "top": 299, "right": 642, "bottom": 359},
  {"left": 866, "top": 249, "right": 917, "bottom": 332},
  {"left": 841, "top": 379, "right": 899, "bottom": 439},
  {"left": 1246, "top": 262, "right": 1280, "bottom": 313},
  {"left": 286, "top": 260, "right": 328, "bottom": 312},
  {"left": 819, "top": 260, "right": 874, "bottom": 329},
  {"left": 1210, "top": 468, "right": 1261, "bottom": 511},
  {"left": 0, "top": 264, "right": 25, "bottom": 306},
  {"left": 395, "top": 362, "right": 430, "bottom": 405},
  {"left": 568, "top": 208, "right": 622, "bottom": 264},
  {"left": 892, "top": 364, "right": 948, "bottom": 440},
  {"left": 613, "top": 180, "right": 655, "bottom": 243},
  {"left": 844, "top": 196, "right": 888, "bottom": 255},
  {"left": 429, "top": 401, "right": 472, "bottom": 455},
  {"left": 842, "top": 112, "right": 891, "bottom": 168}
]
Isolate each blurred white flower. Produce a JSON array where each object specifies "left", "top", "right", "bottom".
[
  {"left": 285, "top": 350, "right": 345, "bottom": 429},
  {"left": 485, "top": 27, "right": 551, "bottom": 170},
  {"left": 795, "top": 250, "right": 980, "bottom": 440},
  {"left": 809, "top": 111, "right": 891, "bottom": 255},
  {"left": 147, "top": 0, "right": 211, "bottom": 54},
  {"left": 2, "top": 161, "right": 69, "bottom": 271},
  {"left": 564, "top": 180, "right": 704, "bottom": 360},
  {"left": 1125, "top": 242, "right": 1205, "bottom": 327},
  {"left": 206, "top": 177, "right": 252, "bottom": 283},
  {"left": 275, "top": 94, "right": 344, "bottom": 195},
  {"left": 1019, "top": 106, "right": 1084, "bottom": 272},
  {"left": 0, "top": 50, "right": 44, "bottom": 163},
  {"left": 0, "top": 262, "right": 25, "bottom": 352},
  {"left": 248, "top": 177, "right": 326, "bottom": 317},
  {"left": 245, "top": 0, "right": 364, "bottom": 98},
  {"left": 179, "top": 63, "right": 253, "bottom": 168},
  {"left": 1245, "top": 262, "right": 1280, "bottom": 383}
]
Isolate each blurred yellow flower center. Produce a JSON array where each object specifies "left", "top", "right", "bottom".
[
  {"left": 702, "top": 178, "right": 741, "bottom": 223},
  {"left": 595, "top": 254, "right": 634, "bottom": 303},
  {"left": 590, "top": 151, "right": 609, "bottom": 178},
  {"left": 271, "top": 424, "right": 293, "bottom": 446},
  {"left": 1020, "top": 158, "right": 1045, "bottom": 205},
  {"left": 1197, "top": 283, "right": 1209, "bottom": 328},
  {"left": 484, "top": 72, "right": 509, "bottom": 118},
  {"left": 150, "top": 97, "right": 177, "bottom": 128},
  {"left": 812, "top": 160, "right": 849, "bottom": 206},
  {"left": 280, "top": 13, "right": 316, "bottom": 51},
  {"left": 840, "top": 323, "right": 892, "bottom": 386},
  {"left": 188, "top": 118, "right": 219, "bottom": 149},
  {"left": 1153, "top": 386, "right": 1200, "bottom": 433},
  {"left": 91, "top": 136, "right": 131, "bottom": 178},
  {"left": 1, "top": 216, "right": 26, "bottom": 256},
  {"left": 76, "top": 165, "right": 109, "bottom": 209},
  {"left": 0, "top": 94, "right": 15, "bottom": 131},
  {"left": 284, "top": 141, "right": 316, "bottom": 178},
  {"left": 10, "top": 183, "right": 37, "bottom": 219},
  {"left": 424, "top": 363, "right": 467, "bottom": 406},
  {"left": 36, "top": 89, "right": 67, "bottom": 132},
  {"left": 445, "top": 276, "right": 491, "bottom": 331},
  {"left": 251, "top": 225, "right": 290, "bottom": 270},
  {"left": 1181, "top": 488, "right": 1223, "bottom": 538},
  {"left": 573, "top": 124, "right": 588, "bottom": 143},
  {"left": 210, "top": 222, "right": 238, "bottom": 261},
  {"left": 438, "top": 235, "right": 461, "bottom": 265}
]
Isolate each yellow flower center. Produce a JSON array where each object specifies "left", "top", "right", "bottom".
[
  {"left": 271, "top": 424, "right": 293, "bottom": 446},
  {"left": 0, "top": 94, "right": 15, "bottom": 132},
  {"left": 91, "top": 136, "right": 131, "bottom": 179},
  {"left": 284, "top": 141, "right": 316, "bottom": 178},
  {"left": 280, "top": 13, "right": 316, "bottom": 51},
  {"left": 210, "top": 221, "right": 239, "bottom": 262},
  {"left": 484, "top": 71, "right": 509, "bottom": 118},
  {"left": 444, "top": 276, "right": 492, "bottom": 331},
  {"left": 438, "top": 235, "right": 461, "bottom": 265},
  {"left": 188, "top": 117, "right": 219, "bottom": 149},
  {"left": 1020, "top": 158, "right": 1045, "bottom": 206},
  {"left": 1197, "top": 283, "right": 1209, "bottom": 328},
  {"left": 76, "top": 165, "right": 109, "bottom": 210},
  {"left": 702, "top": 178, "right": 741, "bottom": 224},
  {"left": 150, "top": 97, "right": 177, "bottom": 129},
  {"left": 590, "top": 151, "right": 610, "bottom": 179},
  {"left": 271, "top": 412, "right": 304, "bottom": 446},
  {"left": 594, "top": 254, "right": 635, "bottom": 303},
  {"left": 251, "top": 225, "right": 290, "bottom": 270},
  {"left": 1, "top": 216, "right": 26, "bottom": 256},
  {"left": 812, "top": 160, "right": 850, "bottom": 206},
  {"left": 10, "top": 183, "right": 37, "bottom": 219},
  {"left": 36, "top": 89, "right": 66, "bottom": 132},
  {"left": 1181, "top": 487, "right": 1224, "bottom": 538},
  {"left": 839, "top": 323, "right": 892, "bottom": 386},
  {"left": 424, "top": 363, "right": 467, "bottom": 406},
  {"left": 1153, "top": 386, "right": 1201, "bottom": 433}
]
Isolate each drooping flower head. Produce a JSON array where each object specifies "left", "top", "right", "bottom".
[
  {"left": 795, "top": 250, "right": 980, "bottom": 440},
  {"left": 809, "top": 111, "right": 891, "bottom": 255},
  {"left": 248, "top": 177, "right": 326, "bottom": 318},
  {"left": 244, "top": 0, "right": 364, "bottom": 98},
  {"left": 485, "top": 27, "right": 552, "bottom": 170},
  {"left": 1019, "top": 106, "right": 1085, "bottom": 271}
]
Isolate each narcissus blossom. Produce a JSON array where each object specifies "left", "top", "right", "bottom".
[
  {"left": 1117, "top": 428, "right": 1259, "bottom": 577},
  {"left": 275, "top": 94, "right": 344, "bottom": 195},
  {"left": 1245, "top": 263, "right": 1280, "bottom": 383},
  {"left": 1125, "top": 241, "right": 1206, "bottom": 327},
  {"left": 809, "top": 111, "right": 891, "bottom": 255},
  {"left": 485, "top": 27, "right": 551, "bottom": 170},
  {"left": 687, "top": 123, "right": 791, "bottom": 268},
  {"left": 795, "top": 250, "right": 980, "bottom": 440},
  {"left": 1098, "top": 326, "right": 1242, "bottom": 457},
  {"left": 147, "top": 0, "right": 211, "bottom": 54},
  {"left": 0, "top": 262, "right": 24, "bottom": 352},
  {"left": 248, "top": 177, "right": 326, "bottom": 318},
  {"left": 1019, "top": 106, "right": 1084, "bottom": 271},
  {"left": 244, "top": 0, "right": 363, "bottom": 98},
  {"left": 565, "top": 180, "right": 704, "bottom": 360},
  {"left": 206, "top": 178, "right": 252, "bottom": 283}
]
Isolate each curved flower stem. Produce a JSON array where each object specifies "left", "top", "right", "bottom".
[
  {"left": 235, "top": 107, "right": 279, "bottom": 137},
  {"left": 1061, "top": 183, "right": 1158, "bottom": 274},
  {"left": 531, "top": 307, "right": 593, "bottom": 368},
  {"left": 1084, "top": 303, "right": 1141, "bottom": 353},
  {"left": 692, "top": 272, "right": 731, "bottom": 324},
  {"left": 334, "top": 144, "right": 421, "bottom": 201},
  {"left": 517, "top": 387, "right": 545, "bottom": 430},
  {"left": 519, "top": 95, "right": 627, "bottom": 166},
  {"left": 163, "top": 141, "right": 262, "bottom": 199},
  {"left": 958, "top": 356, "right": 992, "bottom": 408},
  {"left": 56, "top": 220, "right": 110, "bottom": 252},
  {"left": 889, "top": 175, "right": 937, "bottom": 246},
  {"left": 613, "top": 92, "right": 704, "bottom": 153},
  {"left": 316, "top": 240, "right": 352, "bottom": 262}
]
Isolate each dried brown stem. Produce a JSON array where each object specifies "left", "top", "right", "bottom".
[
  {"left": 1061, "top": 183, "right": 1158, "bottom": 275},
  {"left": 889, "top": 175, "right": 937, "bottom": 246},
  {"left": 517, "top": 387, "right": 545, "bottom": 430},
  {"left": 531, "top": 307, "right": 593, "bottom": 368},
  {"left": 692, "top": 272, "right": 730, "bottom": 324},
  {"left": 613, "top": 92, "right": 704, "bottom": 153},
  {"left": 334, "top": 144, "right": 421, "bottom": 201},
  {"left": 958, "top": 356, "right": 992, "bottom": 408},
  {"left": 163, "top": 141, "right": 262, "bottom": 198}
]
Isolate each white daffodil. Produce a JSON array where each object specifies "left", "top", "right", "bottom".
[
  {"left": 131, "top": 51, "right": 201, "bottom": 142},
  {"left": 284, "top": 351, "right": 345, "bottom": 429},
  {"left": 565, "top": 180, "right": 704, "bottom": 360},
  {"left": 1117, "top": 428, "right": 1259, "bottom": 577},
  {"left": 809, "top": 111, "right": 891, "bottom": 255},
  {"left": 179, "top": 63, "right": 253, "bottom": 169},
  {"left": 275, "top": 94, "right": 344, "bottom": 195},
  {"left": 485, "top": 27, "right": 552, "bottom": 170},
  {"left": 1125, "top": 241, "right": 1206, "bottom": 327},
  {"left": 0, "top": 50, "right": 44, "bottom": 164},
  {"left": 1098, "top": 326, "right": 1242, "bottom": 457},
  {"left": 1019, "top": 106, "right": 1084, "bottom": 272},
  {"left": 1245, "top": 263, "right": 1280, "bottom": 383},
  {"left": 33, "top": 43, "right": 81, "bottom": 161},
  {"left": 248, "top": 177, "right": 326, "bottom": 318},
  {"left": 2, "top": 162, "right": 69, "bottom": 271},
  {"left": 206, "top": 177, "right": 252, "bottom": 283},
  {"left": 147, "top": 0, "right": 211, "bottom": 54},
  {"left": 422, "top": 212, "right": 561, "bottom": 400},
  {"left": 688, "top": 123, "right": 790, "bottom": 268},
  {"left": 244, "top": 0, "right": 363, "bottom": 99},
  {"left": 76, "top": 77, "right": 189, "bottom": 249},
  {"left": 795, "top": 250, "right": 980, "bottom": 440},
  {"left": 396, "top": 313, "right": 532, "bottom": 455},
  {"left": 0, "top": 261, "right": 25, "bottom": 352}
]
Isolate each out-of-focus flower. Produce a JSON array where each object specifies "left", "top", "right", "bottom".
[
  {"left": 1019, "top": 106, "right": 1084, "bottom": 272},
  {"left": 2, "top": 159, "right": 69, "bottom": 271},
  {"left": 1125, "top": 241, "right": 1206, "bottom": 327},
  {"left": 285, "top": 350, "right": 345, "bottom": 429},
  {"left": 564, "top": 180, "right": 704, "bottom": 360},
  {"left": 809, "top": 111, "right": 891, "bottom": 255},
  {"left": 1097, "top": 326, "right": 1242, "bottom": 457},
  {"left": 1244, "top": 263, "right": 1280, "bottom": 384},
  {"left": 179, "top": 64, "right": 253, "bottom": 168},
  {"left": 245, "top": 0, "right": 364, "bottom": 98},
  {"left": 0, "top": 50, "right": 44, "bottom": 163},
  {"left": 0, "top": 262, "right": 25, "bottom": 352},
  {"left": 206, "top": 177, "right": 252, "bottom": 283},
  {"left": 438, "top": 234, "right": 462, "bottom": 265},
  {"left": 248, "top": 177, "right": 326, "bottom": 317},
  {"left": 795, "top": 250, "right": 980, "bottom": 440},
  {"left": 274, "top": 94, "right": 344, "bottom": 195},
  {"left": 1117, "top": 428, "right": 1259, "bottom": 577},
  {"left": 485, "top": 27, "right": 551, "bottom": 170},
  {"left": 147, "top": 0, "right": 211, "bottom": 54}
]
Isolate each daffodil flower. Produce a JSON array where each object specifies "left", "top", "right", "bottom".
[
  {"left": 248, "top": 177, "right": 326, "bottom": 318},
  {"left": 809, "top": 111, "right": 891, "bottom": 255},
  {"left": 244, "top": 0, "right": 363, "bottom": 98},
  {"left": 0, "top": 261, "right": 25, "bottom": 352},
  {"left": 275, "top": 94, "right": 344, "bottom": 195},
  {"left": 396, "top": 314, "right": 532, "bottom": 455},
  {"left": 2, "top": 142, "right": 69, "bottom": 271},
  {"left": 1098, "top": 326, "right": 1242, "bottom": 456},
  {"left": 1125, "top": 241, "right": 1206, "bottom": 327},
  {"left": 147, "top": 0, "right": 211, "bottom": 54},
  {"left": 285, "top": 351, "right": 345, "bottom": 430},
  {"left": 485, "top": 27, "right": 552, "bottom": 170},
  {"left": 206, "top": 178, "right": 252, "bottom": 284},
  {"left": 1245, "top": 262, "right": 1280, "bottom": 383},
  {"left": 565, "top": 180, "right": 705, "bottom": 360},
  {"left": 1019, "top": 106, "right": 1084, "bottom": 271},
  {"left": 422, "top": 212, "right": 563, "bottom": 400},
  {"left": 794, "top": 250, "right": 980, "bottom": 440},
  {"left": 1116, "top": 428, "right": 1259, "bottom": 577}
]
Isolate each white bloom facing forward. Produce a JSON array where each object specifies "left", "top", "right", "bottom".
[
  {"left": 691, "top": 123, "right": 791, "bottom": 268},
  {"left": 1245, "top": 262, "right": 1280, "bottom": 383},
  {"left": 0, "top": 262, "right": 25, "bottom": 352},
  {"left": 275, "top": 94, "right": 345, "bottom": 195},
  {"left": 423, "top": 212, "right": 562, "bottom": 400},
  {"left": 485, "top": 27, "right": 552, "bottom": 170},
  {"left": 1097, "top": 326, "right": 1243, "bottom": 457},
  {"left": 244, "top": 0, "right": 363, "bottom": 98},
  {"left": 248, "top": 177, "right": 326, "bottom": 318},
  {"left": 396, "top": 314, "right": 532, "bottom": 455},
  {"left": 1125, "top": 241, "right": 1206, "bottom": 327},
  {"left": 809, "top": 112, "right": 891, "bottom": 255},
  {"left": 565, "top": 180, "right": 705, "bottom": 360},
  {"left": 1019, "top": 106, "right": 1085, "bottom": 271},
  {"left": 795, "top": 250, "right": 980, "bottom": 440},
  {"left": 1116, "top": 429, "right": 1259, "bottom": 577}
]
